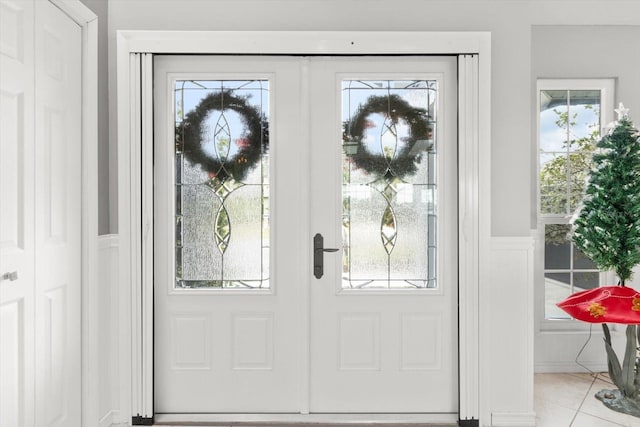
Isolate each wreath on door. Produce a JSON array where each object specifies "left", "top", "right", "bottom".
[
  {"left": 342, "top": 94, "right": 433, "bottom": 178},
  {"left": 176, "top": 91, "right": 268, "bottom": 182}
]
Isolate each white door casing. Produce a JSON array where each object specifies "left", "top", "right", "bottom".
[
  {"left": 154, "top": 55, "right": 458, "bottom": 417},
  {"left": 119, "top": 30, "right": 489, "bottom": 424}
]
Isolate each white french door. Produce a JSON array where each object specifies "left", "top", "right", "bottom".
[
  {"left": 154, "top": 55, "right": 457, "bottom": 416},
  {"left": 154, "top": 56, "right": 305, "bottom": 413},
  {"left": 308, "top": 57, "right": 458, "bottom": 413}
]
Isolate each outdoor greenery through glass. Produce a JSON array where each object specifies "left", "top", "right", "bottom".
[
  {"left": 539, "top": 88, "right": 601, "bottom": 318},
  {"left": 342, "top": 80, "right": 438, "bottom": 289},
  {"left": 174, "top": 80, "right": 269, "bottom": 289}
]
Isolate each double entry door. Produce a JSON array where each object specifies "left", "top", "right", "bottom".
[{"left": 154, "top": 55, "right": 458, "bottom": 416}]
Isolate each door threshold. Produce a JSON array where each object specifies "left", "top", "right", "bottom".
[{"left": 154, "top": 413, "right": 458, "bottom": 426}]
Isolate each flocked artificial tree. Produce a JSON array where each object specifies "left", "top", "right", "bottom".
[
  {"left": 572, "top": 104, "right": 640, "bottom": 286},
  {"left": 570, "top": 103, "right": 640, "bottom": 416}
]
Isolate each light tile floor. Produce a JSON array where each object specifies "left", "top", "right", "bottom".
[{"left": 536, "top": 372, "right": 640, "bottom": 426}]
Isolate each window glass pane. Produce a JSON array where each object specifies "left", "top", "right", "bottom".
[
  {"left": 573, "top": 245, "right": 596, "bottom": 269},
  {"left": 546, "top": 272, "right": 570, "bottom": 285},
  {"left": 341, "top": 79, "right": 437, "bottom": 289},
  {"left": 574, "top": 271, "right": 599, "bottom": 290},
  {"left": 539, "top": 90, "right": 569, "bottom": 153},
  {"left": 540, "top": 153, "right": 568, "bottom": 215},
  {"left": 568, "top": 152, "right": 591, "bottom": 213},
  {"left": 568, "top": 91, "right": 600, "bottom": 147},
  {"left": 545, "top": 272, "right": 571, "bottom": 320},
  {"left": 175, "top": 80, "right": 270, "bottom": 289},
  {"left": 539, "top": 90, "right": 569, "bottom": 214},
  {"left": 568, "top": 92, "right": 600, "bottom": 211},
  {"left": 544, "top": 224, "right": 571, "bottom": 269}
]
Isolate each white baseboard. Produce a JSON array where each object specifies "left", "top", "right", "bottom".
[
  {"left": 535, "top": 361, "right": 607, "bottom": 373},
  {"left": 99, "top": 409, "right": 121, "bottom": 427},
  {"left": 491, "top": 412, "right": 536, "bottom": 427}
]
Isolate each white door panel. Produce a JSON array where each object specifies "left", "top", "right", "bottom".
[
  {"left": 154, "top": 56, "right": 305, "bottom": 413},
  {"left": 309, "top": 57, "right": 458, "bottom": 412},
  {"left": 154, "top": 55, "right": 457, "bottom": 415},
  {"left": 1, "top": 0, "right": 35, "bottom": 425},
  {"left": 34, "top": 1, "right": 82, "bottom": 425},
  {"left": 1, "top": 1, "right": 82, "bottom": 426}
]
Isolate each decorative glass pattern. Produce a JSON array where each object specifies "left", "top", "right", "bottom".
[
  {"left": 174, "top": 80, "right": 269, "bottom": 289},
  {"left": 342, "top": 80, "right": 438, "bottom": 289}
]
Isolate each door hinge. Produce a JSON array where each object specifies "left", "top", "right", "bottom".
[{"left": 132, "top": 415, "right": 154, "bottom": 425}]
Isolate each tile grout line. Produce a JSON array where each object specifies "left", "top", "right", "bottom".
[
  {"left": 569, "top": 373, "right": 598, "bottom": 426},
  {"left": 576, "top": 373, "right": 629, "bottom": 427}
]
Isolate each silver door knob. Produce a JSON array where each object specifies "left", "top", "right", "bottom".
[{"left": 1, "top": 271, "right": 18, "bottom": 281}]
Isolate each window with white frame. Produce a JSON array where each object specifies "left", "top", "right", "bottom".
[{"left": 537, "top": 79, "right": 614, "bottom": 320}]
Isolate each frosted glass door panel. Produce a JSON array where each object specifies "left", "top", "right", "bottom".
[
  {"left": 174, "top": 80, "right": 269, "bottom": 289},
  {"left": 342, "top": 80, "right": 437, "bottom": 289}
]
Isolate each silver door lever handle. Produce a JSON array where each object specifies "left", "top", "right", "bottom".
[{"left": 1, "top": 271, "right": 18, "bottom": 281}]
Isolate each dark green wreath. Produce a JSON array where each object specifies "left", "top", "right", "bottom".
[
  {"left": 343, "top": 94, "right": 432, "bottom": 178},
  {"left": 176, "top": 91, "right": 268, "bottom": 182}
]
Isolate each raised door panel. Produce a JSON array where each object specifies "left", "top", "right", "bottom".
[
  {"left": 0, "top": 299, "right": 25, "bottom": 427},
  {"left": 0, "top": 90, "right": 24, "bottom": 250},
  {"left": 0, "top": 0, "right": 25, "bottom": 62}
]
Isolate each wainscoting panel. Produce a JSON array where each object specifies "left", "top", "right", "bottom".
[
  {"left": 487, "top": 237, "right": 535, "bottom": 426},
  {"left": 98, "top": 234, "right": 122, "bottom": 426}
]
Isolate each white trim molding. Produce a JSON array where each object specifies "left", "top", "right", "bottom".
[
  {"left": 98, "top": 235, "right": 123, "bottom": 427},
  {"left": 491, "top": 412, "right": 537, "bottom": 427},
  {"left": 458, "top": 54, "right": 482, "bottom": 424},
  {"left": 117, "top": 30, "right": 491, "bottom": 425}
]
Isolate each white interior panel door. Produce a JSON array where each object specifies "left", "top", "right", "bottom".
[
  {"left": 308, "top": 57, "right": 458, "bottom": 413},
  {"left": 1, "top": 1, "right": 82, "bottom": 426},
  {"left": 154, "top": 55, "right": 458, "bottom": 416},
  {"left": 0, "top": 1, "right": 35, "bottom": 425},
  {"left": 34, "top": 1, "right": 82, "bottom": 425}
]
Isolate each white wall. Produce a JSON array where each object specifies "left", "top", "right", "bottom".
[{"left": 106, "top": 0, "right": 640, "bottom": 238}]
